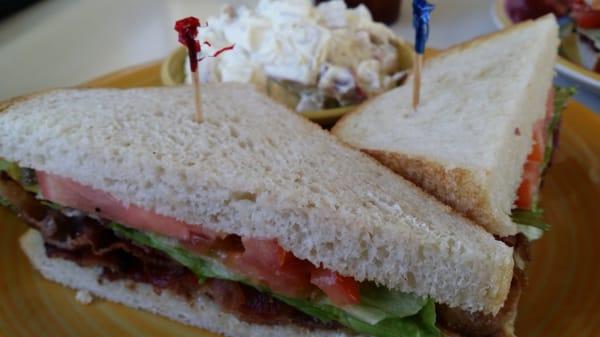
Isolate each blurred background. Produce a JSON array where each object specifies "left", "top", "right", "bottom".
[{"left": 0, "top": 0, "right": 597, "bottom": 110}]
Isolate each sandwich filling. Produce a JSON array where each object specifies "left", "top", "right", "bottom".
[
  {"left": 0, "top": 163, "right": 526, "bottom": 337},
  {"left": 0, "top": 167, "right": 439, "bottom": 337},
  {"left": 0, "top": 88, "right": 569, "bottom": 337},
  {"left": 511, "top": 87, "right": 574, "bottom": 240}
]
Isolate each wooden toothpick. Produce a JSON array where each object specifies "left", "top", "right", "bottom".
[
  {"left": 191, "top": 70, "right": 203, "bottom": 123},
  {"left": 175, "top": 17, "right": 204, "bottom": 123},
  {"left": 412, "top": 52, "right": 423, "bottom": 111},
  {"left": 411, "top": 0, "right": 434, "bottom": 111},
  {"left": 175, "top": 17, "right": 234, "bottom": 124}
]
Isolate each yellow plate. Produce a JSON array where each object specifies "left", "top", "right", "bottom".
[
  {"left": 492, "top": 0, "right": 600, "bottom": 94},
  {"left": 1, "top": 61, "right": 600, "bottom": 337}
]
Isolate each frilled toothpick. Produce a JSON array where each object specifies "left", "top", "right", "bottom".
[
  {"left": 412, "top": 0, "right": 435, "bottom": 111},
  {"left": 174, "top": 17, "right": 234, "bottom": 123}
]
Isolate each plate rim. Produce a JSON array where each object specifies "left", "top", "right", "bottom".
[{"left": 491, "top": 0, "right": 600, "bottom": 91}]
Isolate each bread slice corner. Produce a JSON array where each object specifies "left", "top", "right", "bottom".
[{"left": 333, "top": 14, "right": 559, "bottom": 237}]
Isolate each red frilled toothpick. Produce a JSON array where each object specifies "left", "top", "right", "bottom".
[{"left": 174, "top": 17, "right": 234, "bottom": 123}]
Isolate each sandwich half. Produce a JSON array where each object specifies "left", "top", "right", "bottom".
[
  {"left": 0, "top": 84, "right": 517, "bottom": 337},
  {"left": 333, "top": 14, "right": 572, "bottom": 239}
]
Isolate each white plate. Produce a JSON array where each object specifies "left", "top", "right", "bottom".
[{"left": 491, "top": 0, "right": 600, "bottom": 94}]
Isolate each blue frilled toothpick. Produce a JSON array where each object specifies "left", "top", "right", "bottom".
[{"left": 412, "top": 0, "right": 435, "bottom": 110}]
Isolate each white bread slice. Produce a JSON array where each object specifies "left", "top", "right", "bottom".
[
  {"left": 0, "top": 84, "right": 512, "bottom": 314},
  {"left": 332, "top": 15, "right": 559, "bottom": 237},
  {"left": 21, "top": 229, "right": 515, "bottom": 337},
  {"left": 19, "top": 229, "right": 350, "bottom": 337}
]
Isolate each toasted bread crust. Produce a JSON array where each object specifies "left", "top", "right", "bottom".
[
  {"left": 362, "top": 149, "right": 501, "bottom": 241},
  {"left": 0, "top": 90, "right": 59, "bottom": 115},
  {"left": 0, "top": 95, "right": 34, "bottom": 115}
]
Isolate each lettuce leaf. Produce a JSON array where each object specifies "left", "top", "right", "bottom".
[
  {"left": 516, "top": 224, "right": 544, "bottom": 241},
  {"left": 279, "top": 295, "right": 439, "bottom": 337},
  {"left": 512, "top": 208, "right": 548, "bottom": 241},
  {"left": 0, "top": 158, "right": 21, "bottom": 182},
  {"left": 511, "top": 208, "right": 549, "bottom": 231},
  {"left": 110, "top": 223, "right": 244, "bottom": 283},
  {"left": 0, "top": 196, "right": 10, "bottom": 209},
  {"left": 355, "top": 284, "right": 428, "bottom": 320},
  {"left": 307, "top": 283, "right": 429, "bottom": 326},
  {"left": 110, "top": 223, "right": 439, "bottom": 337},
  {"left": 0, "top": 158, "right": 39, "bottom": 193},
  {"left": 0, "top": 159, "right": 26, "bottom": 210},
  {"left": 545, "top": 87, "right": 575, "bottom": 169}
]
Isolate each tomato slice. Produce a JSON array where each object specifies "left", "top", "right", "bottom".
[
  {"left": 37, "top": 171, "right": 195, "bottom": 240},
  {"left": 182, "top": 231, "right": 245, "bottom": 255},
  {"left": 37, "top": 172, "right": 362, "bottom": 304},
  {"left": 310, "top": 268, "right": 360, "bottom": 306},
  {"left": 227, "top": 238, "right": 363, "bottom": 303},
  {"left": 228, "top": 238, "right": 315, "bottom": 298},
  {"left": 515, "top": 88, "right": 555, "bottom": 209},
  {"left": 516, "top": 161, "right": 541, "bottom": 209},
  {"left": 228, "top": 238, "right": 361, "bottom": 304},
  {"left": 241, "top": 238, "right": 288, "bottom": 268},
  {"left": 528, "top": 119, "right": 546, "bottom": 163},
  {"left": 516, "top": 125, "right": 544, "bottom": 210},
  {"left": 572, "top": 2, "right": 600, "bottom": 29}
]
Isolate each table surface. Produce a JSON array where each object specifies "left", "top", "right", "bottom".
[{"left": 0, "top": 0, "right": 597, "bottom": 110}]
